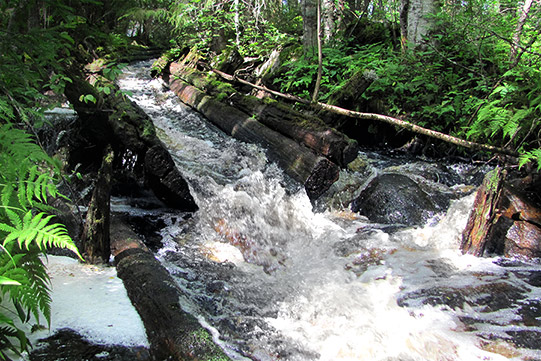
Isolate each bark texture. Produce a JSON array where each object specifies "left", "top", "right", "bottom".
[
  {"left": 406, "top": 0, "right": 439, "bottom": 45},
  {"left": 111, "top": 218, "right": 231, "bottom": 361},
  {"left": 210, "top": 68, "right": 517, "bottom": 157},
  {"left": 80, "top": 147, "right": 114, "bottom": 264},
  {"left": 63, "top": 65, "right": 198, "bottom": 211},
  {"left": 461, "top": 167, "right": 505, "bottom": 256},
  {"left": 161, "top": 62, "right": 343, "bottom": 200}
]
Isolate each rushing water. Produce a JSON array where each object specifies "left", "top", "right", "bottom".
[{"left": 118, "top": 61, "right": 541, "bottom": 361}]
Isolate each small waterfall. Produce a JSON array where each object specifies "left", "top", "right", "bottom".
[{"left": 118, "top": 61, "right": 541, "bottom": 361}]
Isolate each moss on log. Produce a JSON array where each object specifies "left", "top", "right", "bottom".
[
  {"left": 157, "top": 57, "right": 358, "bottom": 168},
  {"left": 163, "top": 68, "right": 340, "bottom": 200},
  {"left": 111, "top": 218, "right": 231, "bottom": 361},
  {"left": 80, "top": 146, "right": 114, "bottom": 264},
  {"left": 63, "top": 65, "right": 198, "bottom": 211},
  {"left": 461, "top": 167, "right": 506, "bottom": 256}
]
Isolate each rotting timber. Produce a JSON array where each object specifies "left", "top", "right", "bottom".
[
  {"left": 63, "top": 63, "right": 197, "bottom": 211},
  {"left": 111, "top": 216, "right": 232, "bottom": 361},
  {"left": 154, "top": 53, "right": 358, "bottom": 200}
]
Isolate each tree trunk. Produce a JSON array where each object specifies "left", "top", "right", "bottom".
[
  {"left": 302, "top": 0, "right": 319, "bottom": 57},
  {"left": 209, "top": 67, "right": 517, "bottom": 157},
  {"left": 166, "top": 60, "right": 358, "bottom": 167},
  {"left": 399, "top": 0, "right": 410, "bottom": 51},
  {"left": 461, "top": 167, "right": 505, "bottom": 256},
  {"left": 510, "top": 0, "right": 534, "bottom": 65},
  {"left": 405, "top": 0, "right": 438, "bottom": 46},
  {"left": 80, "top": 146, "right": 114, "bottom": 264},
  {"left": 63, "top": 65, "right": 198, "bottom": 212},
  {"left": 312, "top": 0, "right": 323, "bottom": 103}
]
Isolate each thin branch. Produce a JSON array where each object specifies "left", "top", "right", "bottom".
[{"left": 212, "top": 69, "right": 518, "bottom": 157}]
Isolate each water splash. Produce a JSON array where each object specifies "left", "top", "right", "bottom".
[{"left": 118, "top": 61, "right": 541, "bottom": 361}]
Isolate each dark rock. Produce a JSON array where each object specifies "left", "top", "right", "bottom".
[
  {"left": 350, "top": 173, "right": 448, "bottom": 226},
  {"left": 29, "top": 328, "right": 151, "bottom": 361},
  {"left": 505, "top": 330, "right": 541, "bottom": 350},
  {"left": 144, "top": 145, "right": 198, "bottom": 211}
]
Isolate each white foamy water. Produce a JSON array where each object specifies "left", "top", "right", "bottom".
[{"left": 118, "top": 61, "right": 541, "bottom": 361}]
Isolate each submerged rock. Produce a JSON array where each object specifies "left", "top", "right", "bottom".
[{"left": 350, "top": 173, "right": 449, "bottom": 226}]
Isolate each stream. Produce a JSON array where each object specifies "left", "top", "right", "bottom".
[{"left": 117, "top": 60, "right": 541, "bottom": 361}]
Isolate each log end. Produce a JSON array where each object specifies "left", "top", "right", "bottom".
[{"left": 304, "top": 158, "right": 340, "bottom": 201}]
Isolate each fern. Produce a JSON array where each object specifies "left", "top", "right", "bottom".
[
  {"left": 519, "top": 148, "right": 541, "bottom": 170},
  {"left": 0, "top": 124, "right": 82, "bottom": 358}
]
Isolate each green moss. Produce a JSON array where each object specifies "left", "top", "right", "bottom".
[{"left": 185, "top": 328, "right": 231, "bottom": 361}]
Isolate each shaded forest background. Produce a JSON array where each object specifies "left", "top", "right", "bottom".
[{"left": 1, "top": 0, "right": 540, "bottom": 357}]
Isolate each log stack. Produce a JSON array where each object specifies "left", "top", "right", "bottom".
[{"left": 157, "top": 56, "right": 358, "bottom": 200}]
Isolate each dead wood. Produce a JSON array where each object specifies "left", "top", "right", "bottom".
[{"left": 212, "top": 70, "right": 519, "bottom": 158}]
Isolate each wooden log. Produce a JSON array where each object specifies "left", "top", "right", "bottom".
[
  {"left": 80, "top": 146, "right": 114, "bottom": 264},
  {"left": 227, "top": 93, "right": 359, "bottom": 167},
  {"left": 63, "top": 66, "right": 198, "bottom": 211},
  {"left": 110, "top": 217, "right": 231, "bottom": 361},
  {"left": 461, "top": 167, "right": 505, "bottom": 256},
  {"left": 163, "top": 71, "right": 340, "bottom": 200},
  {"left": 168, "top": 64, "right": 358, "bottom": 168},
  {"left": 210, "top": 69, "right": 519, "bottom": 158},
  {"left": 327, "top": 68, "right": 377, "bottom": 109}
]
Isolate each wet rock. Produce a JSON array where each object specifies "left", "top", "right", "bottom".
[
  {"left": 497, "top": 188, "right": 541, "bottom": 259},
  {"left": 505, "top": 330, "right": 541, "bottom": 351},
  {"left": 350, "top": 173, "right": 449, "bottom": 226},
  {"left": 397, "top": 281, "right": 527, "bottom": 313},
  {"left": 29, "top": 328, "right": 150, "bottom": 361}
]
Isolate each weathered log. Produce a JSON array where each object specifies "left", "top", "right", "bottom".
[
  {"left": 168, "top": 64, "right": 358, "bottom": 167},
  {"left": 111, "top": 217, "right": 231, "bottom": 361},
  {"left": 211, "top": 69, "right": 519, "bottom": 158},
  {"left": 80, "top": 146, "right": 114, "bottom": 263},
  {"left": 227, "top": 94, "right": 358, "bottom": 167},
  {"left": 461, "top": 167, "right": 505, "bottom": 256},
  {"left": 63, "top": 66, "right": 198, "bottom": 211},
  {"left": 163, "top": 69, "right": 340, "bottom": 200},
  {"left": 327, "top": 69, "right": 377, "bottom": 109},
  {"left": 462, "top": 167, "right": 541, "bottom": 259}
]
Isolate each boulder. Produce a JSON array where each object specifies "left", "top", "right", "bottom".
[
  {"left": 486, "top": 187, "right": 541, "bottom": 259},
  {"left": 350, "top": 173, "right": 448, "bottom": 226}
]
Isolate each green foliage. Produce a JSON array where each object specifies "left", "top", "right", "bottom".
[
  {"left": 164, "top": 0, "right": 296, "bottom": 58},
  {"left": 0, "top": 124, "right": 81, "bottom": 358},
  {"left": 274, "top": 43, "right": 388, "bottom": 102}
]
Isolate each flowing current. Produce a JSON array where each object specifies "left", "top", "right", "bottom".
[{"left": 118, "top": 61, "right": 541, "bottom": 361}]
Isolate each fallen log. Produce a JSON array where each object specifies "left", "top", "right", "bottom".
[
  {"left": 110, "top": 217, "right": 232, "bottom": 361},
  {"left": 163, "top": 69, "right": 340, "bottom": 200},
  {"left": 168, "top": 64, "right": 358, "bottom": 168},
  {"left": 63, "top": 65, "right": 198, "bottom": 211},
  {"left": 461, "top": 167, "right": 505, "bottom": 256},
  {"left": 211, "top": 70, "right": 519, "bottom": 158}
]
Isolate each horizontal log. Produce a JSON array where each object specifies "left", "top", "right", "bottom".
[
  {"left": 110, "top": 217, "right": 231, "bottom": 361},
  {"left": 163, "top": 69, "right": 340, "bottom": 200}
]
